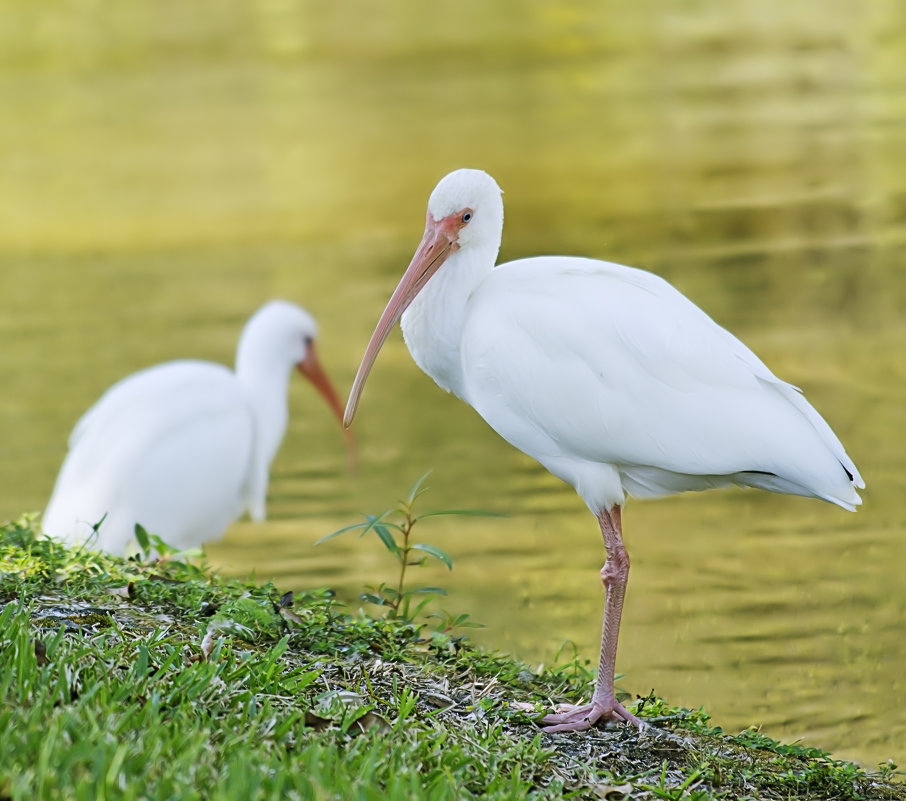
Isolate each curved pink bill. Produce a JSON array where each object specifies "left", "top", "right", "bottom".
[
  {"left": 298, "top": 343, "right": 357, "bottom": 469},
  {"left": 343, "top": 213, "right": 457, "bottom": 427}
]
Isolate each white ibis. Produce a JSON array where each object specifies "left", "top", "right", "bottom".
[
  {"left": 344, "top": 168, "right": 864, "bottom": 732},
  {"left": 43, "top": 300, "right": 352, "bottom": 555}
]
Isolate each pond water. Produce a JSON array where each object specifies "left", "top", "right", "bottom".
[{"left": 2, "top": 2, "right": 904, "bottom": 770}]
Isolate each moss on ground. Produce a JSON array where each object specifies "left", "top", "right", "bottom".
[{"left": 1, "top": 516, "right": 901, "bottom": 800}]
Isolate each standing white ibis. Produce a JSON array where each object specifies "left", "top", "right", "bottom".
[
  {"left": 43, "top": 300, "right": 352, "bottom": 555},
  {"left": 344, "top": 168, "right": 864, "bottom": 732}
]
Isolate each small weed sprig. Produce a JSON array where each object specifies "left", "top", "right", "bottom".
[
  {"left": 317, "top": 473, "right": 497, "bottom": 625},
  {"left": 133, "top": 523, "right": 204, "bottom": 568}
]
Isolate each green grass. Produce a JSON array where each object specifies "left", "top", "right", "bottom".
[{"left": 0, "top": 515, "right": 901, "bottom": 800}]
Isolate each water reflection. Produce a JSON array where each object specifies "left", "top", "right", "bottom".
[{"left": 2, "top": 0, "right": 905, "bottom": 770}]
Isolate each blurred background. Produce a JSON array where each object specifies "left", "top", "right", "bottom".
[{"left": 1, "top": 0, "right": 904, "bottom": 769}]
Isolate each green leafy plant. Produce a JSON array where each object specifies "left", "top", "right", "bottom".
[
  {"left": 637, "top": 762, "right": 707, "bottom": 801},
  {"left": 877, "top": 760, "right": 899, "bottom": 783},
  {"left": 549, "top": 639, "right": 595, "bottom": 684},
  {"left": 317, "top": 473, "right": 498, "bottom": 624},
  {"left": 133, "top": 523, "right": 204, "bottom": 565}
]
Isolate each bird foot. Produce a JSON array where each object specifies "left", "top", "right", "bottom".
[{"left": 540, "top": 699, "right": 642, "bottom": 733}]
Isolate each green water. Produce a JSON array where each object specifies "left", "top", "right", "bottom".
[{"left": 2, "top": 1, "right": 904, "bottom": 769}]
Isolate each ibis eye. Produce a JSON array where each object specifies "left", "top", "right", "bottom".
[
  {"left": 461, "top": 211, "right": 473, "bottom": 223},
  {"left": 304, "top": 336, "right": 313, "bottom": 347}
]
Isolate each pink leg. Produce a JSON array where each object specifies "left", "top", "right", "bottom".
[{"left": 541, "top": 505, "right": 641, "bottom": 732}]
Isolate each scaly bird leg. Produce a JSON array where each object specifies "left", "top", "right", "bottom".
[{"left": 542, "top": 505, "right": 641, "bottom": 732}]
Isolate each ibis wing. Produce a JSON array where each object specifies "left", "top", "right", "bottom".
[
  {"left": 460, "top": 257, "right": 861, "bottom": 506},
  {"left": 43, "top": 361, "right": 257, "bottom": 552}
]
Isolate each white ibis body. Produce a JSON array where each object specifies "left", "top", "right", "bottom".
[
  {"left": 44, "top": 300, "right": 352, "bottom": 555},
  {"left": 344, "top": 169, "right": 864, "bottom": 732}
]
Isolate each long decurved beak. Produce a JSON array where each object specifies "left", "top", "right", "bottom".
[
  {"left": 299, "top": 343, "right": 357, "bottom": 469},
  {"left": 343, "top": 213, "right": 455, "bottom": 427}
]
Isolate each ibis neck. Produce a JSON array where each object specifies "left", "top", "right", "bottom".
[
  {"left": 400, "top": 242, "right": 497, "bottom": 399},
  {"left": 235, "top": 351, "right": 291, "bottom": 470}
]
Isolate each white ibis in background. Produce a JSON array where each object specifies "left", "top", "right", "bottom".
[
  {"left": 344, "top": 168, "right": 864, "bottom": 732},
  {"left": 43, "top": 300, "right": 353, "bottom": 555}
]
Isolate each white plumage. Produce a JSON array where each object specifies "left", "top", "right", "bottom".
[
  {"left": 345, "top": 168, "right": 863, "bottom": 732},
  {"left": 44, "top": 300, "right": 350, "bottom": 555},
  {"left": 457, "top": 256, "right": 861, "bottom": 513}
]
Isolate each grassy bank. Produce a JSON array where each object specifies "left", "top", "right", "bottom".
[{"left": 0, "top": 515, "right": 900, "bottom": 800}]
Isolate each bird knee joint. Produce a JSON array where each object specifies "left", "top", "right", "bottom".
[{"left": 600, "top": 546, "right": 630, "bottom": 584}]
